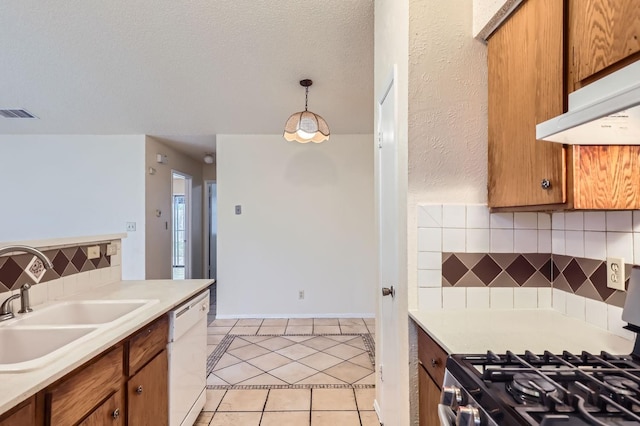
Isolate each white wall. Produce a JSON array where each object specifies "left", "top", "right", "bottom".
[
  {"left": 472, "top": 0, "right": 523, "bottom": 38},
  {"left": 0, "top": 135, "right": 146, "bottom": 279},
  {"left": 145, "top": 136, "right": 204, "bottom": 279},
  {"left": 216, "top": 134, "right": 376, "bottom": 317},
  {"left": 407, "top": 0, "right": 488, "bottom": 309}
]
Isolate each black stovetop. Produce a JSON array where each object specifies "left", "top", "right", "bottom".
[{"left": 448, "top": 350, "right": 640, "bottom": 425}]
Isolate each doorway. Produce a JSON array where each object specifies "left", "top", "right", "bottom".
[
  {"left": 172, "top": 171, "right": 192, "bottom": 280},
  {"left": 207, "top": 182, "right": 218, "bottom": 280},
  {"left": 205, "top": 181, "right": 218, "bottom": 317}
]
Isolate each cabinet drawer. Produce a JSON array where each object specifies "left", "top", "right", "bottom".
[
  {"left": 46, "top": 346, "right": 123, "bottom": 426},
  {"left": 128, "top": 315, "right": 169, "bottom": 375},
  {"left": 417, "top": 326, "right": 447, "bottom": 388},
  {"left": 78, "top": 390, "right": 123, "bottom": 426}
]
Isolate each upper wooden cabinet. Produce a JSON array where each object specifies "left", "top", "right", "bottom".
[
  {"left": 488, "top": 0, "right": 566, "bottom": 208},
  {"left": 488, "top": 0, "right": 640, "bottom": 210},
  {"left": 568, "top": 0, "right": 640, "bottom": 91}
]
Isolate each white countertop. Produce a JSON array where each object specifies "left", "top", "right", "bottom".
[
  {"left": 0, "top": 278, "right": 213, "bottom": 415},
  {"left": 410, "top": 309, "right": 635, "bottom": 355}
]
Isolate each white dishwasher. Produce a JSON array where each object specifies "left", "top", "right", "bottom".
[{"left": 168, "top": 290, "right": 209, "bottom": 426}]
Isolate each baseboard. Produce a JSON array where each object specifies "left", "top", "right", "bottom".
[
  {"left": 214, "top": 312, "right": 375, "bottom": 319},
  {"left": 373, "top": 399, "right": 383, "bottom": 425}
]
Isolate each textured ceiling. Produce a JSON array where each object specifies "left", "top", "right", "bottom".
[{"left": 0, "top": 1, "right": 374, "bottom": 158}]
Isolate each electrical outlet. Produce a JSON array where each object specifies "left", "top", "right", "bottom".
[
  {"left": 126, "top": 222, "right": 136, "bottom": 232},
  {"left": 87, "top": 245, "right": 100, "bottom": 260},
  {"left": 106, "top": 244, "right": 117, "bottom": 256},
  {"left": 298, "top": 290, "right": 304, "bottom": 300},
  {"left": 607, "top": 257, "right": 625, "bottom": 291}
]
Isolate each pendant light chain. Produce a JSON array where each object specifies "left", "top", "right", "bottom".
[{"left": 304, "top": 86, "right": 309, "bottom": 111}]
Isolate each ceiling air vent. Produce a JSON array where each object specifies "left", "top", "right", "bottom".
[{"left": 0, "top": 109, "right": 37, "bottom": 119}]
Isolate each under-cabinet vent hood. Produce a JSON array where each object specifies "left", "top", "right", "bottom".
[{"left": 536, "top": 60, "right": 640, "bottom": 145}]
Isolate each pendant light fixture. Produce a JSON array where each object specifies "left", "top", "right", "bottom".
[
  {"left": 203, "top": 153, "right": 214, "bottom": 164},
  {"left": 283, "top": 79, "right": 330, "bottom": 143}
]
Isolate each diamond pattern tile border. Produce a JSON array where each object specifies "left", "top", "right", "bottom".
[
  {"left": 207, "top": 334, "right": 375, "bottom": 390},
  {"left": 0, "top": 243, "right": 112, "bottom": 291},
  {"left": 442, "top": 253, "right": 552, "bottom": 288},
  {"left": 442, "top": 252, "right": 631, "bottom": 307}
]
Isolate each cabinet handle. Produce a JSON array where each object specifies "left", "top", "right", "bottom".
[
  {"left": 541, "top": 179, "right": 551, "bottom": 190},
  {"left": 431, "top": 358, "right": 439, "bottom": 368},
  {"left": 112, "top": 408, "right": 120, "bottom": 419},
  {"left": 136, "top": 385, "right": 143, "bottom": 394},
  {"left": 147, "top": 328, "right": 152, "bottom": 334}
]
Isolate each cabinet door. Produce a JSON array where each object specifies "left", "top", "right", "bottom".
[
  {"left": 488, "top": 0, "right": 566, "bottom": 208},
  {"left": 78, "top": 391, "right": 123, "bottom": 426},
  {"left": 569, "top": 0, "right": 640, "bottom": 89},
  {"left": 46, "top": 346, "right": 123, "bottom": 426},
  {"left": 128, "top": 349, "right": 168, "bottom": 426},
  {"left": 418, "top": 364, "right": 440, "bottom": 426},
  {"left": 0, "top": 397, "right": 35, "bottom": 426}
]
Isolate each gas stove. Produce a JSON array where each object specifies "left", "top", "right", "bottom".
[{"left": 441, "top": 350, "right": 640, "bottom": 425}]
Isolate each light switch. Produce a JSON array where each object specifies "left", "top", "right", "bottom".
[{"left": 235, "top": 205, "right": 242, "bottom": 215}]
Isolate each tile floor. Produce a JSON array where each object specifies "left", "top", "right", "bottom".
[{"left": 197, "top": 317, "right": 379, "bottom": 426}]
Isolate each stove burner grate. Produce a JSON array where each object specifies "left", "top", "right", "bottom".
[{"left": 506, "top": 372, "right": 559, "bottom": 404}]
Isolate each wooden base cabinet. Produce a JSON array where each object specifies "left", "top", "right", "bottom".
[
  {"left": 0, "top": 315, "right": 170, "bottom": 426},
  {"left": 417, "top": 324, "right": 448, "bottom": 426},
  {"left": 127, "top": 350, "right": 168, "bottom": 426},
  {"left": 45, "top": 346, "right": 123, "bottom": 426},
  {"left": 0, "top": 396, "right": 35, "bottom": 426},
  {"left": 78, "top": 391, "right": 123, "bottom": 426}
]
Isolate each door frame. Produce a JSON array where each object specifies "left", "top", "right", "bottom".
[
  {"left": 171, "top": 170, "right": 192, "bottom": 279},
  {"left": 203, "top": 179, "right": 217, "bottom": 280}
]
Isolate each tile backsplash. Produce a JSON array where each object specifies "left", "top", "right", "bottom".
[
  {"left": 417, "top": 204, "right": 640, "bottom": 339},
  {"left": 0, "top": 239, "right": 122, "bottom": 307}
]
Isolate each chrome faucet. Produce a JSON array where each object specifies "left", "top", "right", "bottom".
[{"left": 0, "top": 245, "right": 53, "bottom": 321}]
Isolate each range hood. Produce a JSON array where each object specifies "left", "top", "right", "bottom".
[{"left": 536, "top": 60, "right": 640, "bottom": 145}]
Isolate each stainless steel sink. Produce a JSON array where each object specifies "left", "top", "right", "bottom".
[{"left": 11, "top": 300, "right": 150, "bottom": 326}]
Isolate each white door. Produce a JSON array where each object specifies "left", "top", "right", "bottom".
[{"left": 376, "top": 68, "right": 402, "bottom": 425}]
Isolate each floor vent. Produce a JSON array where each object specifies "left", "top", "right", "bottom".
[{"left": 0, "top": 109, "right": 37, "bottom": 118}]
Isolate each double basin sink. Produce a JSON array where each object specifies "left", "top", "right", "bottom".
[{"left": 0, "top": 300, "right": 156, "bottom": 372}]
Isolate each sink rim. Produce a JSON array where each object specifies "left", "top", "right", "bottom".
[{"left": 5, "top": 299, "right": 158, "bottom": 327}]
